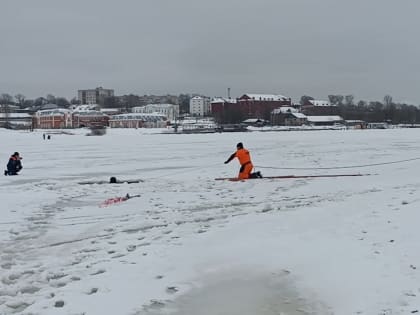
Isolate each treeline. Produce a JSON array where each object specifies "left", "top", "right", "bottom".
[
  {"left": 0, "top": 93, "right": 77, "bottom": 108},
  {"left": 101, "top": 94, "right": 191, "bottom": 114},
  {"left": 301, "top": 94, "right": 420, "bottom": 124},
  {"left": 2, "top": 91, "right": 420, "bottom": 124},
  {"left": 0, "top": 92, "right": 192, "bottom": 114}
]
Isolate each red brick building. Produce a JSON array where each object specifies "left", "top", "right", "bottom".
[
  {"left": 34, "top": 108, "right": 109, "bottom": 129},
  {"left": 211, "top": 98, "right": 238, "bottom": 123},
  {"left": 34, "top": 109, "right": 73, "bottom": 129},
  {"left": 211, "top": 94, "right": 292, "bottom": 123},
  {"left": 72, "top": 111, "right": 109, "bottom": 128},
  {"left": 237, "top": 94, "right": 291, "bottom": 119},
  {"left": 301, "top": 100, "right": 338, "bottom": 116}
]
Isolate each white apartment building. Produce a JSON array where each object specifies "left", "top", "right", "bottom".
[
  {"left": 308, "top": 100, "right": 333, "bottom": 107},
  {"left": 132, "top": 104, "right": 179, "bottom": 122},
  {"left": 78, "top": 87, "right": 114, "bottom": 105},
  {"left": 189, "top": 96, "right": 211, "bottom": 117}
]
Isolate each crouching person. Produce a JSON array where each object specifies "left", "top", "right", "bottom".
[{"left": 5, "top": 152, "right": 23, "bottom": 176}]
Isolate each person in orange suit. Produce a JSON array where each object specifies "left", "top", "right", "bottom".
[{"left": 224, "top": 142, "right": 262, "bottom": 179}]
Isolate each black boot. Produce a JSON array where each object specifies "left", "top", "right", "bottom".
[{"left": 4, "top": 170, "right": 8, "bottom": 176}]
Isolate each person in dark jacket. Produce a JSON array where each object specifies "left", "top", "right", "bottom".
[{"left": 5, "top": 152, "right": 23, "bottom": 176}]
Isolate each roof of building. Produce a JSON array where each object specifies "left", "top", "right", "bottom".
[
  {"left": 40, "top": 103, "right": 59, "bottom": 110},
  {"left": 110, "top": 113, "right": 166, "bottom": 121},
  {"left": 308, "top": 100, "right": 334, "bottom": 106},
  {"left": 73, "top": 111, "right": 108, "bottom": 117},
  {"left": 145, "top": 103, "right": 178, "bottom": 108},
  {"left": 271, "top": 106, "right": 298, "bottom": 114},
  {"left": 36, "top": 108, "right": 71, "bottom": 116},
  {"left": 242, "top": 118, "right": 266, "bottom": 123},
  {"left": 0, "top": 104, "right": 20, "bottom": 110},
  {"left": 100, "top": 108, "right": 121, "bottom": 113},
  {"left": 345, "top": 120, "right": 366, "bottom": 123},
  {"left": 72, "top": 104, "right": 99, "bottom": 112},
  {"left": 211, "top": 98, "right": 237, "bottom": 104},
  {"left": 241, "top": 93, "right": 289, "bottom": 101},
  {"left": 291, "top": 113, "right": 307, "bottom": 119},
  {"left": 306, "top": 115, "right": 343, "bottom": 122},
  {"left": 0, "top": 113, "right": 32, "bottom": 118}
]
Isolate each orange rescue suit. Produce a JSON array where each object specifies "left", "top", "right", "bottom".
[{"left": 226, "top": 148, "right": 254, "bottom": 179}]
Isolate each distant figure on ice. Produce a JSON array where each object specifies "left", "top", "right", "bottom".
[
  {"left": 43, "top": 133, "right": 46, "bottom": 140},
  {"left": 224, "top": 142, "right": 262, "bottom": 179},
  {"left": 4, "top": 152, "right": 23, "bottom": 176},
  {"left": 47, "top": 134, "right": 51, "bottom": 140},
  {"left": 78, "top": 177, "right": 143, "bottom": 185}
]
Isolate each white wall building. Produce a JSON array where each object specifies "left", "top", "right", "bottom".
[
  {"left": 189, "top": 96, "right": 211, "bottom": 117},
  {"left": 132, "top": 104, "right": 179, "bottom": 122},
  {"left": 309, "top": 100, "right": 333, "bottom": 107},
  {"left": 71, "top": 104, "right": 100, "bottom": 112},
  {"left": 109, "top": 113, "right": 167, "bottom": 128}
]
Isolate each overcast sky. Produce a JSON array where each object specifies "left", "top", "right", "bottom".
[{"left": 1, "top": 0, "right": 420, "bottom": 103}]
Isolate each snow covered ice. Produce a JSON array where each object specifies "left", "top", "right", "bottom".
[{"left": 1, "top": 128, "right": 420, "bottom": 315}]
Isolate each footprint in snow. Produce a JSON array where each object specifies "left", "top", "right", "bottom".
[
  {"left": 90, "top": 269, "right": 106, "bottom": 276},
  {"left": 127, "top": 245, "right": 136, "bottom": 252}
]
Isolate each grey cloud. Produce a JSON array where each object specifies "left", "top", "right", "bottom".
[{"left": 1, "top": 0, "right": 420, "bottom": 103}]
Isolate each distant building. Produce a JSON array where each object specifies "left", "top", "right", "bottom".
[
  {"left": 78, "top": 87, "right": 114, "bottom": 105},
  {"left": 33, "top": 106, "right": 109, "bottom": 129},
  {"left": 70, "top": 104, "right": 100, "bottom": 111},
  {"left": 109, "top": 113, "right": 167, "bottom": 128},
  {"left": 177, "top": 117, "right": 218, "bottom": 133},
  {"left": 72, "top": 107, "right": 109, "bottom": 128},
  {"left": 345, "top": 120, "right": 367, "bottom": 129},
  {"left": 0, "top": 112, "right": 33, "bottom": 129},
  {"left": 210, "top": 98, "right": 237, "bottom": 120},
  {"left": 271, "top": 107, "right": 307, "bottom": 126},
  {"left": 237, "top": 93, "right": 292, "bottom": 120},
  {"left": 367, "top": 122, "right": 390, "bottom": 129},
  {"left": 0, "top": 104, "right": 20, "bottom": 113},
  {"left": 138, "top": 95, "right": 179, "bottom": 106},
  {"left": 242, "top": 118, "right": 268, "bottom": 127},
  {"left": 34, "top": 109, "right": 73, "bottom": 129},
  {"left": 132, "top": 104, "right": 180, "bottom": 122},
  {"left": 306, "top": 115, "right": 344, "bottom": 126},
  {"left": 301, "top": 99, "right": 338, "bottom": 116},
  {"left": 100, "top": 108, "right": 122, "bottom": 116},
  {"left": 40, "top": 103, "right": 59, "bottom": 110},
  {"left": 189, "top": 96, "right": 211, "bottom": 116},
  {"left": 308, "top": 100, "right": 331, "bottom": 106}
]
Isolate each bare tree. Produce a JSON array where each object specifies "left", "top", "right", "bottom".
[
  {"left": 56, "top": 97, "right": 70, "bottom": 108},
  {"left": 0, "top": 93, "right": 13, "bottom": 104},
  {"left": 46, "top": 94, "right": 56, "bottom": 104},
  {"left": 345, "top": 95, "right": 354, "bottom": 106},
  {"left": 300, "top": 95, "right": 314, "bottom": 106},
  {"left": 0, "top": 102, "right": 11, "bottom": 128},
  {"left": 384, "top": 95, "right": 393, "bottom": 107},
  {"left": 328, "top": 95, "right": 344, "bottom": 106},
  {"left": 15, "top": 94, "right": 26, "bottom": 108},
  {"left": 357, "top": 100, "right": 367, "bottom": 108},
  {"left": 70, "top": 97, "right": 80, "bottom": 105}
]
